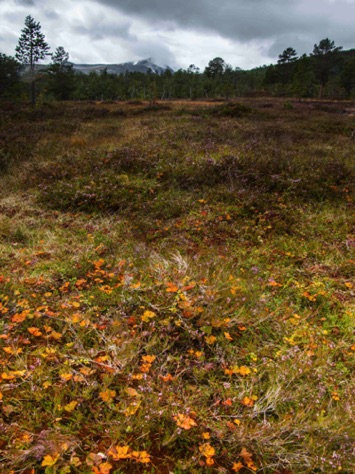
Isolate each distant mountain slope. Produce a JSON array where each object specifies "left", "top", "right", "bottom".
[
  {"left": 72, "top": 58, "right": 174, "bottom": 75},
  {"left": 20, "top": 58, "right": 174, "bottom": 77}
]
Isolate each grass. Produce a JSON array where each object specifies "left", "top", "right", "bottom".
[{"left": 0, "top": 98, "right": 354, "bottom": 474}]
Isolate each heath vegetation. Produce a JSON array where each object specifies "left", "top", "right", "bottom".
[{"left": 0, "top": 98, "right": 354, "bottom": 473}]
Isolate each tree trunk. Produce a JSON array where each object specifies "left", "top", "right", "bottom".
[
  {"left": 31, "top": 79, "right": 36, "bottom": 107},
  {"left": 319, "top": 83, "right": 324, "bottom": 99}
]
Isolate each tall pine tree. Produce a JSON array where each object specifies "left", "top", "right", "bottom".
[{"left": 15, "top": 15, "right": 50, "bottom": 106}]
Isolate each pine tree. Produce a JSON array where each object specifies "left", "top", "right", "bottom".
[
  {"left": 15, "top": 15, "right": 50, "bottom": 105},
  {"left": 46, "top": 47, "right": 75, "bottom": 100},
  {"left": 311, "top": 38, "right": 342, "bottom": 98},
  {"left": 51, "top": 46, "right": 69, "bottom": 66}
]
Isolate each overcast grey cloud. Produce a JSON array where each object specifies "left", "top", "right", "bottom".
[{"left": 1, "top": 0, "right": 354, "bottom": 69}]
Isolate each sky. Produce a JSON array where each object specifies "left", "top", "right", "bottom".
[{"left": 1, "top": 0, "right": 355, "bottom": 70}]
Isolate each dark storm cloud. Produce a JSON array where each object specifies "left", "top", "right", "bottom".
[
  {"left": 14, "top": 0, "right": 35, "bottom": 5},
  {"left": 94, "top": 0, "right": 355, "bottom": 57},
  {"left": 2, "top": 0, "right": 355, "bottom": 68},
  {"left": 96, "top": 0, "right": 316, "bottom": 41}
]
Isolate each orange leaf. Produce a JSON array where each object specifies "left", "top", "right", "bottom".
[
  {"left": 241, "top": 396, "right": 255, "bottom": 407},
  {"left": 160, "top": 373, "right": 174, "bottom": 382},
  {"left": 237, "top": 366, "right": 251, "bottom": 376},
  {"left": 205, "top": 335, "right": 216, "bottom": 344},
  {"left": 166, "top": 283, "right": 179, "bottom": 293},
  {"left": 131, "top": 451, "right": 151, "bottom": 464},
  {"left": 173, "top": 413, "right": 197, "bottom": 430},
  {"left": 60, "top": 373, "right": 73, "bottom": 382},
  {"left": 12, "top": 312, "right": 27, "bottom": 323},
  {"left": 232, "top": 461, "right": 243, "bottom": 472},
  {"left": 28, "top": 327, "right": 42, "bottom": 337},
  {"left": 107, "top": 445, "right": 131, "bottom": 460},
  {"left": 240, "top": 447, "right": 258, "bottom": 471},
  {"left": 100, "top": 389, "right": 116, "bottom": 403},
  {"left": 125, "top": 387, "right": 139, "bottom": 397},
  {"left": 199, "top": 443, "right": 215, "bottom": 458},
  {"left": 92, "top": 462, "right": 113, "bottom": 474},
  {"left": 222, "top": 398, "right": 233, "bottom": 406}
]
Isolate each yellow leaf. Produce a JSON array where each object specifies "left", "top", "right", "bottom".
[
  {"left": 125, "top": 401, "right": 141, "bottom": 416},
  {"left": 80, "top": 367, "right": 96, "bottom": 376},
  {"left": 202, "top": 432, "right": 210, "bottom": 439},
  {"left": 206, "top": 457, "right": 214, "bottom": 466},
  {"left": 125, "top": 387, "right": 139, "bottom": 397},
  {"left": 233, "top": 419, "right": 241, "bottom": 426},
  {"left": 70, "top": 457, "right": 82, "bottom": 467},
  {"left": 141, "top": 310, "right": 156, "bottom": 322},
  {"left": 205, "top": 335, "right": 216, "bottom": 344},
  {"left": 0, "top": 392, "right": 3, "bottom": 400},
  {"left": 174, "top": 413, "right": 197, "bottom": 430},
  {"left": 224, "top": 332, "right": 233, "bottom": 341},
  {"left": 64, "top": 401, "right": 78, "bottom": 412},
  {"left": 12, "top": 370, "right": 26, "bottom": 376},
  {"left": 141, "top": 355, "right": 156, "bottom": 363},
  {"left": 60, "top": 373, "right": 73, "bottom": 382},
  {"left": 199, "top": 443, "right": 215, "bottom": 458},
  {"left": 41, "top": 454, "right": 60, "bottom": 467}
]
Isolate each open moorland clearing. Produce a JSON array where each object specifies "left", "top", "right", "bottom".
[{"left": 0, "top": 98, "right": 354, "bottom": 473}]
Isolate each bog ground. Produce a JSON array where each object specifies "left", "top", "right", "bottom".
[{"left": 0, "top": 99, "right": 354, "bottom": 473}]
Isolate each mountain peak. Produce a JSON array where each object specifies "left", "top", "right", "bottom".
[{"left": 73, "top": 58, "right": 173, "bottom": 75}]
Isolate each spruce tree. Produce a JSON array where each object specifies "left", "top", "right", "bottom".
[{"left": 15, "top": 15, "right": 50, "bottom": 106}]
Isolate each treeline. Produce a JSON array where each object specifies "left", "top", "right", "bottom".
[{"left": 1, "top": 15, "right": 355, "bottom": 103}]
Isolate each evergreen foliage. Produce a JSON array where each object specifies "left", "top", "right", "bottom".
[
  {"left": 3, "top": 24, "right": 355, "bottom": 102},
  {"left": 15, "top": 15, "right": 50, "bottom": 105},
  {"left": 0, "top": 53, "right": 21, "bottom": 98}
]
